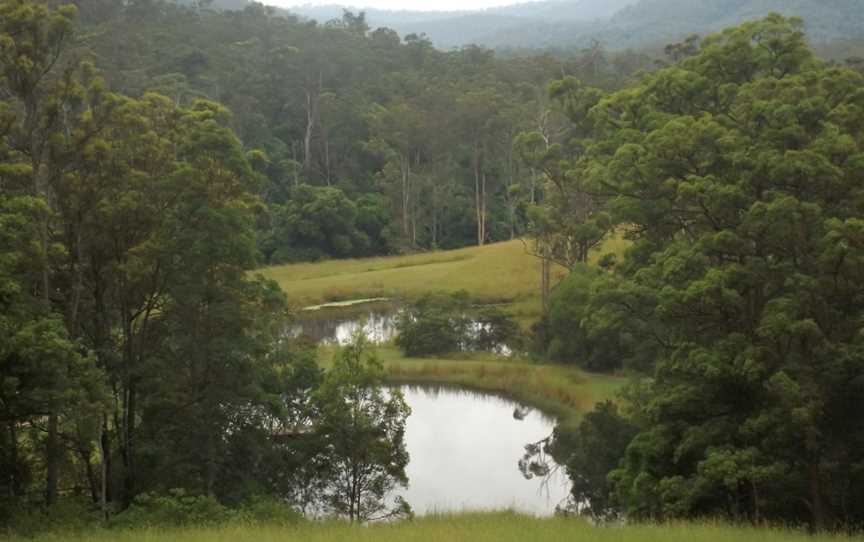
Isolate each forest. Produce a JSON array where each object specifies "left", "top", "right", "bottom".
[
  {"left": 289, "top": 0, "right": 864, "bottom": 52},
  {"left": 1, "top": 0, "right": 864, "bottom": 539}
]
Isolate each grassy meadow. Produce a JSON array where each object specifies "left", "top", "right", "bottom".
[
  {"left": 14, "top": 512, "right": 862, "bottom": 542},
  {"left": 259, "top": 237, "right": 629, "bottom": 323},
  {"left": 259, "top": 240, "right": 557, "bottom": 306}
]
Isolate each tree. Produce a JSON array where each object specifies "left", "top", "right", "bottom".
[
  {"left": 565, "top": 401, "right": 637, "bottom": 519},
  {"left": 312, "top": 335, "right": 411, "bottom": 522},
  {"left": 552, "top": 15, "right": 864, "bottom": 530}
]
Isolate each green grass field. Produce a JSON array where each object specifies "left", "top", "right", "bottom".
[
  {"left": 17, "top": 512, "right": 861, "bottom": 542},
  {"left": 259, "top": 237, "right": 630, "bottom": 323},
  {"left": 259, "top": 240, "right": 555, "bottom": 306}
]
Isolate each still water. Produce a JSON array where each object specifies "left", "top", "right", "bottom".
[
  {"left": 291, "top": 305, "right": 513, "bottom": 355},
  {"left": 395, "top": 385, "right": 570, "bottom": 516},
  {"left": 291, "top": 306, "right": 399, "bottom": 345}
]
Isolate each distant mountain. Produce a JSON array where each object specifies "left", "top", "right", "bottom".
[
  {"left": 211, "top": 0, "right": 864, "bottom": 51},
  {"left": 287, "top": 0, "right": 636, "bottom": 48},
  {"left": 598, "top": 0, "right": 864, "bottom": 49}
]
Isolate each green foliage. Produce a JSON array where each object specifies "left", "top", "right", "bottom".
[
  {"left": 262, "top": 184, "right": 372, "bottom": 263},
  {"left": 112, "top": 490, "right": 233, "bottom": 528},
  {"left": 535, "top": 265, "right": 661, "bottom": 372},
  {"left": 395, "top": 293, "right": 520, "bottom": 357},
  {"left": 531, "top": 13, "right": 864, "bottom": 530},
  {"left": 69, "top": 0, "right": 654, "bottom": 260},
  {"left": 311, "top": 335, "right": 412, "bottom": 522},
  {"left": 0, "top": 498, "right": 102, "bottom": 538},
  {"left": 563, "top": 401, "right": 637, "bottom": 518},
  {"left": 395, "top": 294, "right": 472, "bottom": 357}
]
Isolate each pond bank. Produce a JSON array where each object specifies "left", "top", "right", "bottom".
[{"left": 320, "top": 346, "right": 626, "bottom": 431}]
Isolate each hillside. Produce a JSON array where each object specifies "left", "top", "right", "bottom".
[
  {"left": 283, "top": 0, "right": 864, "bottom": 50},
  {"left": 598, "top": 0, "right": 864, "bottom": 49},
  {"left": 259, "top": 240, "right": 565, "bottom": 310}
]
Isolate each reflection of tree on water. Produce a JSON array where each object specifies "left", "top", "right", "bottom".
[
  {"left": 289, "top": 307, "right": 401, "bottom": 345},
  {"left": 521, "top": 401, "right": 638, "bottom": 520},
  {"left": 513, "top": 406, "right": 532, "bottom": 420},
  {"left": 392, "top": 384, "right": 568, "bottom": 515},
  {"left": 519, "top": 431, "right": 575, "bottom": 514}
]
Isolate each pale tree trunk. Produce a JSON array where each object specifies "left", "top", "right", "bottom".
[
  {"left": 8, "top": 422, "right": 22, "bottom": 497},
  {"left": 541, "top": 245, "right": 551, "bottom": 312},
  {"left": 481, "top": 171, "right": 487, "bottom": 245},
  {"left": 46, "top": 414, "right": 59, "bottom": 505},
  {"left": 100, "top": 415, "right": 111, "bottom": 521},
  {"left": 323, "top": 139, "right": 331, "bottom": 186},
  {"left": 26, "top": 93, "right": 62, "bottom": 506},
  {"left": 303, "top": 89, "right": 315, "bottom": 171},
  {"left": 400, "top": 153, "right": 411, "bottom": 242},
  {"left": 473, "top": 148, "right": 485, "bottom": 246},
  {"left": 808, "top": 461, "right": 826, "bottom": 533}
]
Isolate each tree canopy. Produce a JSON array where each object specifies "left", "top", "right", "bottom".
[{"left": 529, "top": 14, "right": 864, "bottom": 530}]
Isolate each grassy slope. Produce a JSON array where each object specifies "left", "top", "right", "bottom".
[
  {"left": 259, "top": 237, "right": 630, "bottom": 323},
  {"left": 21, "top": 512, "right": 862, "bottom": 542},
  {"left": 259, "top": 240, "right": 556, "bottom": 306}
]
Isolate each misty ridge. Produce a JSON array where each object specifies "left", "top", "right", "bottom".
[{"left": 213, "top": 0, "right": 864, "bottom": 52}]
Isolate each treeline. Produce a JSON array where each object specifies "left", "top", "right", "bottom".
[
  {"left": 0, "top": 1, "right": 414, "bottom": 530},
  {"left": 524, "top": 14, "right": 864, "bottom": 531},
  {"left": 69, "top": 0, "right": 655, "bottom": 260}
]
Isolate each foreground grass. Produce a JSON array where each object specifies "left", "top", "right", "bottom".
[
  {"left": 377, "top": 347, "right": 623, "bottom": 430},
  {"left": 17, "top": 512, "right": 862, "bottom": 542}
]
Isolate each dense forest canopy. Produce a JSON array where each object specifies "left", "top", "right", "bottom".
[
  {"left": 529, "top": 13, "right": 864, "bottom": 531},
  {"left": 66, "top": 0, "right": 659, "bottom": 261}
]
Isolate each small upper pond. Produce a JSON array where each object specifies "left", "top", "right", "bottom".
[
  {"left": 394, "top": 385, "right": 570, "bottom": 516},
  {"left": 291, "top": 304, "right": 399, "bottom": 345},
  {"left": 291, "top": 302, "right": 513, "bottom": 355}
]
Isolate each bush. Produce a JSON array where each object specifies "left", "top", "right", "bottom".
[
  {"left": 236, "top": 496, "right": 302, "bottom": 526},
  {"left": 1, "top": 498, "right": 101, "bottom": 537},
  {"left": 111, "top": 489, "right": 233, "bottom": 528},
  {"left": 395, "top": 292, "right": 520, "bottom": 357}
]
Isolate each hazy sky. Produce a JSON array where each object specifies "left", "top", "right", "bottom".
[{"left": 268, "top": 0, "right": 532, "bottom": 12}]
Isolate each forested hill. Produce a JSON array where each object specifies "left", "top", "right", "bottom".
[
  {"left": 284, "top": 0, "right": 864, "bottom": 50},
  {"left": 599, "top": 0, "right": 864, "bottom": 49},
  {"left": 287, "top": 0, "right": 636, "bottom": 49},
  {"left": 68, "top": 0, "right": 659, "bottom": 264}
]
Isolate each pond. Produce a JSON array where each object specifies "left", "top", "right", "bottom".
[
  {"left": 394, "top": 385, "right": 570, "bottom": 516},
  {"left": 290, "top": 303, "right": 400, "bottom": 345},
  {"left": 290, "top": 302, "right": 513, "bottom": 355}
]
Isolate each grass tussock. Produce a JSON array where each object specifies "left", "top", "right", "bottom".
[{"left": 14, "top": 511, "right": 862, "bottom": 542}]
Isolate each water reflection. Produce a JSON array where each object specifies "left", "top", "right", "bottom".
[
  {"left": 394, "top": 385, "right": 570, "bottom": 516},
  {"left": 290, "top": 305, "right": 513, "bottom": 355},
  {"left": 290, "top": 306, "right": 399, "bottom": 345}
]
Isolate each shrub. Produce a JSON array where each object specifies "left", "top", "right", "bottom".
[
  {"left": 0, "top": 498, "right": 100, "bottom": 537},
  {"left": 395, "top": 292, "right": 520, "bottom": 357},
  {"left": 111, "top": 489, "right": 233, "bottom": 528},
  {"left": 236, "top": 496, "right": 303, "bottom": 526}
]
